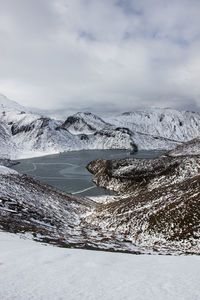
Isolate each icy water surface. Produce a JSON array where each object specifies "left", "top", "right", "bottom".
[{"left": 12, "top": 150, "right": 164, "bottom": 196}]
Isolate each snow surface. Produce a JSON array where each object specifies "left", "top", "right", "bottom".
[
  {"left": 0, "top": 232, "right": 199, "bottom": 300},
  {"left": 105, "top": 108, "right": 200, "bottom": 144},
  {"left": 0, "top": 165, "right": 18, "bottom": 175},
  {"left": 0, "top": 93, "right": 26, "bottom": 112}
]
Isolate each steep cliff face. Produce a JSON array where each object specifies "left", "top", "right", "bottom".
[{"left": 86, "top": 139, "right": 200, "bottom": 254}]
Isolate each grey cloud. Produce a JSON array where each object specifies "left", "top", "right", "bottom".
[
  {"left": 0, "top": 0, "right": 200, "bottom": 112},
  {"left": 115, "top": 0, "right": 143, "bottom": 16}
]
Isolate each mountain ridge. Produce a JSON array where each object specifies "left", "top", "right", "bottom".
[{"left": 0, "top": 93, "right": 200, "bottom": 159}]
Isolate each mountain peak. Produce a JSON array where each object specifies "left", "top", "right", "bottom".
[{"left": 0, "top": 93, "right": 26, "bottom": 112}]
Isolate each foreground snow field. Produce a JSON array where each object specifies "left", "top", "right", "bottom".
[{"left": 0, "top": 232, "right": 199, "bottom": 300}]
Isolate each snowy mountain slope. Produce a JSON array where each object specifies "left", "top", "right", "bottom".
[
  {"left": 58, "top": 112, "right": 138, "bottom": 151},
  {"left": 167, "top": 137, "right": 200, "bottom": 157},
  {"left": 86, "top": 139, "right": 200, "bottom": 254},
  {"left": 61, "top": 112, "right": 111, "bottom": 135},
  {"left": 0, "top": 110, "right": 68, "bottom": 157},
  {"left": 0, "top": 93, "right": 200, "bottom": 158},
  {"left": 0, "top": 93, "right": 27, "bottom": 112},
  {"left": 0, "top": 166, "right": 142, "bottom": 253},
  {"left": 105, "top": 108, "right": 200, "bottom": 144},
  {"left": 0, "top": 96, "right": 137, "bottom": 158},
  {"left": 128, "top": 130, "right": 179, "bottom": 150},
  {"left": 0, "top": 122, "right": 16, "bottom": 158},
  {"left": 61, "top": 111, "right": 177, "bottom": 150},
  {"left": 0, "top": 167, "right": 92, "bottom": 247}
]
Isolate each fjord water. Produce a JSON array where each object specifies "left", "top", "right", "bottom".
[{"left": 12, "top": 150, "right": 164, "bottom": 196}]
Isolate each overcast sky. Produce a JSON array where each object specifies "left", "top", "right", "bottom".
[{"left": 0, "top": 0, "right": 200, "bottom": 112}]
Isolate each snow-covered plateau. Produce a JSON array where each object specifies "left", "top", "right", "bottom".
[{"left": 0, "top": 231, "right": 200, "bottom": 300}]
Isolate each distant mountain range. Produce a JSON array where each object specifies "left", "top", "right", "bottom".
[{"left": 0, "top": 93, "right": 200, "bottom": 159}]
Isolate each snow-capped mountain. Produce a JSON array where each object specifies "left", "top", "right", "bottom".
[
  {"left": 0, "top": 93, "right": 27, "bottom": 112},
  {"left": 0, "top": 164, "right": 143, "bottom": 253},
  {"left": 0, "top": 94, "right": 137, "bottom": 159},
  {"left": 0, "top": 111, "right": 137, "bottom": 159},
  {"left": 61, "top": 112, "right": 110, "bottom": 134},
  {"left": 1, "top": 93, "right": 200, "bottom": 159},
  {"left": 105, "top": 108, "right": 200, "bottom": 144}
]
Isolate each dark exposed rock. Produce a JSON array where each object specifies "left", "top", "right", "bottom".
[
  {"left": 130, "top": 142, "right": 138, "bottom": 153},
  {"left": 159, "top": 114, "right": 164, "bottom": 122},
  {"left": 115, "top": 127, "right": 133, "bottom": 135},
  {"left": 80, "top": 134, "right": 89, "bottom": 141},
  {"left": 11, "top": 123, "right": 35, "bottom": 135},
  {"left": 94, "top": 130, "right": 113, "bottom": 137},
  {"left": 38, "top": 117, "right": 51, "bottom": 128},
  {"left": 61, "top": 116, "right": 96, "bottom": 132}
]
